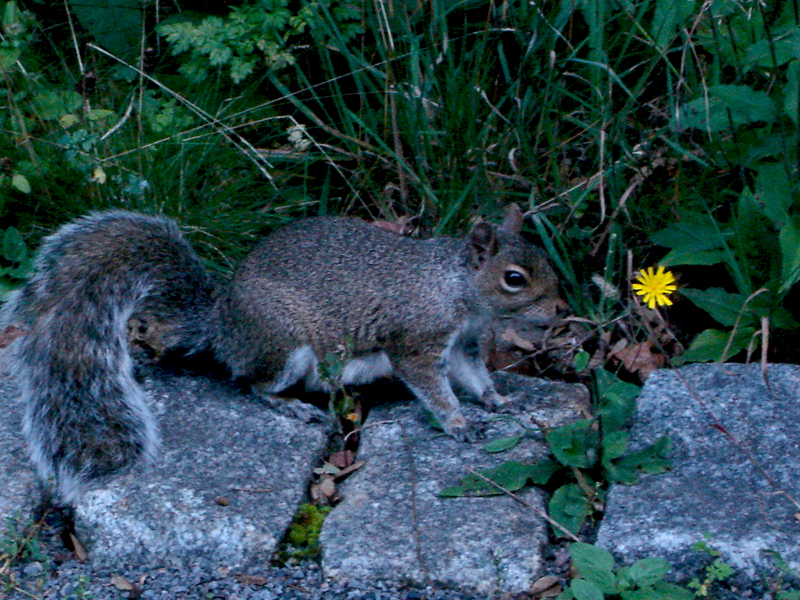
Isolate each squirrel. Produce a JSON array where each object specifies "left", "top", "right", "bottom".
[{"left": 1, "top": 204, "right": 561, "bottom": 503}]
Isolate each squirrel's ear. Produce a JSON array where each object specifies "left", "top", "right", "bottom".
[
  {"left": 468, "top": 222, "right": 498, "bottom": 268},
  {"left": 499, "top": 203, "right": 524, "bottom": 234}
]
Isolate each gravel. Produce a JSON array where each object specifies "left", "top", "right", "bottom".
[{"left": 2, "top": 556, "right": 484, "bottom": 600}]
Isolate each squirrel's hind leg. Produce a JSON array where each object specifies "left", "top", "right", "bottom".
[{"left": 250, "top": 346, "right": 331, "bottom": 425}]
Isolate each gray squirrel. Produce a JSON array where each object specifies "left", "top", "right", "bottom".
[{"left": 1, "top": 205, "right": 561, "bottom": 503}]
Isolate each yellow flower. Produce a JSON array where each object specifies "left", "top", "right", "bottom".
[{"left": 632, "top": 266, "right": 677, "bottom": 309}]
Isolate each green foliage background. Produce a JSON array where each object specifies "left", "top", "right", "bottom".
[{"left": 1, "top": 0, "right": 799, "bottom": 359}]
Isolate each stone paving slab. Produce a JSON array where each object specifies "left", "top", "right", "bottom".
[
  {"left": 0, "top": 369, "right": 330, "bottom": 572},
  {"left": 0, "top": 377, "right": 37, "bottom": 528},
  {"left": 596, "top": 363, "right": 800, "bottom": 579},
  {"left": 320, "top": 373, "right": 590, "bottom": 596}
]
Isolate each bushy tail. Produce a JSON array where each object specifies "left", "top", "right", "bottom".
[{"left": 2, "top": 211, "right": 216, "bottom": 503}]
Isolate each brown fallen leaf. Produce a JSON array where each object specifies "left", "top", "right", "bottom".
[
  {"left": 530, "top": 574, "right": 563, "bottom": 598},
  {"left": 233, "top": 573, "right": 268, "bottom": 586},
  {"left": 69, "top": 532, "right": 89, "bottom": 562},
  {"left": 609, "top": 340, "right": 664, "bottom": 381},
  {"left": 111, "top": 575, "right": 134, "bottom": 591},
  {"left": 371, "top": 217, "right": 414, "bottom": 236},
  {"left": 332, "top": 460, "right": 366, "bottom": 482},
  {"left": 328, "top": 450, "right": 355, "bottom": 469},
  {"left": 317, "top": 477, "right": 336, "bottom": 498},
  {"left": 501, "top": 326, "right": 537, "bottom": 352},
  {"left": 310, "top": 476, "right": 340, "bottom": 505}
]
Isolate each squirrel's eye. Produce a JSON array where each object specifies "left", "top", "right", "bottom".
[{"left": 502, "top": 268, "right": 528, "bottom": 292}]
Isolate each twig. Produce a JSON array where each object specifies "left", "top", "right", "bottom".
[
  {"left": 464, "top": 467, "right": 580, "bottom": 542},
  {"left": 87, "top": 43, "right": 275, "bottom": 182}
]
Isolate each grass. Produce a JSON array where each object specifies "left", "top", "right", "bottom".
[{"left": 1, "top": 0, "right": 799, "bottom": 357}]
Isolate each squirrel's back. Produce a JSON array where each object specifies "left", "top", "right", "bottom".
[
  {"left": 212, "top": 210, "right": 561, "bottom": 440},
  {"left": 3, "top": 211, "right": 216, "bottom": 503}
]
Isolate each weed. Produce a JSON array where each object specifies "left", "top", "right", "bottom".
[
  {"left": 556, "top": 542, "right": 692, "bottom": 600},
  {"left": 273, "top": 503, "right": 332, "bottom": 564},
  {"left": 66, "top": 575, "right": 94, "bottom": 600},
  {"left": 440, "top": 369, "right": 670, "bottom": 536},
  {"left": 0, "top": 513, "right": 48, "bottom": 597},
  {"left": 686, "top": 537, "right": 734, "bottom": 598},
  {"left": 763, "top": 550, "right": 800, "bottom": 600}
]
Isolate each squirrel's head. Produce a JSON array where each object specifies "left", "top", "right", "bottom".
[{"left": 468, "top": 204, "right": 563, "bottom": 323}]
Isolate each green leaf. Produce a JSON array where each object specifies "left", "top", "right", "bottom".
[
  {"left": 601, "top": 431, "right": 629, "bottom": 462},
  {"left": 605, "top": 435, "right": 672, "bottom": 486},
  {"left": 649, "top": 581, "right": 694, "bottom": 600},
  {"left": 779, "top": 216, "right": 800, "bottom": 293},
  {"left": 659, "top": 248, "right": 727, "bottom": 268},
  {"left": 573, "top": 350, "right": 590, "bottom": 372},
  {"left": 570, "top": 578, "right": 605, "bottom": 600},
  {"left": 86, "top": 109, "right": 115, "bottom": 121},
  {"left": 483, "top": 435, "right": 522, "bottom": 454},
  {"left": 756, "top": 163, "right": 792, "bottom": 226},
  {"left": 3, "top": 1, "right": 23, "bottom": 34},
  {"left": 0, "top": 46, "right": 21, "bottom": 70},
  {"left": 628, "top": 556, "right": 671, "bottom": 588},
  {"left": 743, "top": 26, "right": 800, "bottom": 68},
  {"left": 569, "top": 543, "right": 617, "bottom": 593},
  {"left": 30, "top": 90, "right": 83, "bottom": 120},
  {"left": 59, "top": 114, "right": 79, "bottom": 128},
  {"left": 438, "top": 460, "right": 560, "bottom": 497},
  {"left": 68, "top": 0, "right": 144, "bottom": 60},
  {"left": 674, "top": 85, "right": 778, "bottom": 132},
  {"left": 650, "top": 0, "right": 695, "bottom": 51},
  {"left": 547, "top": 420, "right": 598, "bottom": 468},
  {"left": 549, "top": 484, "right": 591, "bottom": 535},
  {"left": 680, "top": 327, "right": 757, "bottom": 363},
  {"left": 595, "top": 369, "right": 640, "bottom": 433},
  {"left": 650, "top": 212, "right": 729, "bottom": 254},
  {"left": 680, "top": 288, "right": 754, "bottom": 328},
  {"left": 10, "top": 173, "right": 30, "bottom": 194},
  {"left": 2, "top": 227, "right": 27, "bottom": 263}
]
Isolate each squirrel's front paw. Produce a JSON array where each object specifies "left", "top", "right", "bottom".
[
  {"left": 480, "top": 389, "right": 517, "bottom": 413},
  {"left": 442, "top": 412, "right": 486, "bottom": 443}
]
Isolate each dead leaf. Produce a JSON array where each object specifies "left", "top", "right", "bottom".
[
  {"left": 332, "top": 460, "right": 366, "bottom": 482},
  {"left": 216, "top": 566, "right": 231, "bottom": 578},
  {"left": 233, "top": 573, "right": 268, "bottom": 586},
  {"left": 317, "top": 477, "right": 336, "bottom": 498},
  {"left": 500, "top": 326, "right": 536, "bottom": 352},
  {"left": 609, "top": 340, "right": 664, "bottom": 381},
  {"left": 328, "top": 450, "right": 354, "bottom": 469},
  {"left": 371, "top": 217, "right": 414, "bottom": 236},
  {"left": 69, "top": 532, "right": 89, "bottom": 562},
  {"left": 310, "top": 475, "right": 339, "bottom": 505},
  {"left": 530, "top": 574, "right": 562, "bottom": 598},
  {"left": 608, "top": 338, "right": 629, "bottom": 355},
  {"left": 111, "top": 575, "right": 134, "bottom": 591}
]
